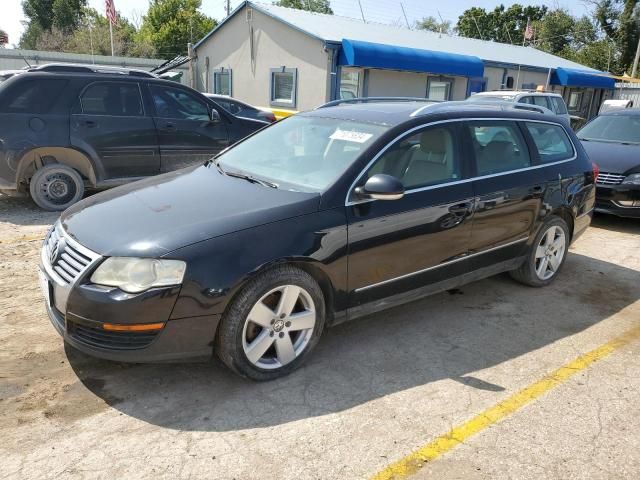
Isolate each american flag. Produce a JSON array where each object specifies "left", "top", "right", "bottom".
[
  {"left": 105, "top": 0, "right": 117, "bottom": 26},
  {"left": 0, "top": 31, "right": 8, "bottom": 45},
  {"left": 524, "top": 18, "right": 534, "bottom": 41}
]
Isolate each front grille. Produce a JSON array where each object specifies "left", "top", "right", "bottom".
[
  {"left": 596, "top": 172, "right": 626, "bottom": 186},
  {"left": 68, "top": 321, "right": 159, "bottom": 350},
  {"left": 43, "top": 224, "right": 100, "bottom": 285}
]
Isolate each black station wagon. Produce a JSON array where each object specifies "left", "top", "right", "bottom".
[{"left": 39, "top": 101, "right": 596, "bottom": 380}]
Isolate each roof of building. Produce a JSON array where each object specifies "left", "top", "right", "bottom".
[{"left": 197, "top": 1, "right": 600, "bottom": 74}]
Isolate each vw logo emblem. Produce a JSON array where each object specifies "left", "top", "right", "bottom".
[{"left": 50, "top": 238, "right": 65, "bottom": 265}]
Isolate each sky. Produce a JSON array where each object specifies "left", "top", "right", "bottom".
[{"left": 2, "top": 0, "right": 590, "bottom": 50}]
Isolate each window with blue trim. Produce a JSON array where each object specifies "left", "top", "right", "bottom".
[{"left": 213, "top": 68, "right": 232, "bottom": 96}]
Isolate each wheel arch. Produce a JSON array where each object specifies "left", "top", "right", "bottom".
[
  {"left": 549, "top": 206, "right": 575, "bottom": 241},
  {"left": 218, "top": 258, "right": 339, "bottom": 326},
  {"left": 16, "top": 147, "right": 98, "bottom": 189}
]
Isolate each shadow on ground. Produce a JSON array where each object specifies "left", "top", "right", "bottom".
[
  {"left": 66, "top": 252, "right": 640, "bottom": 432},
  {"left": 0, "top": 196, "right": 59, "bottom": 227},
  {"left": 591, "top": 212, "right": 640, "bottom": 235}
]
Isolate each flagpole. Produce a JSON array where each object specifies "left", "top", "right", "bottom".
[{"left": 109, "top": 21, "right": 114, "bottom": 56}]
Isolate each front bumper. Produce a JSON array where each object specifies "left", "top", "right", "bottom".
[
  {"left": 595, "top": 184, "right": 640, "bottom": 218},
  {"left": 38, "top": 224, "right": 220, "bottom": 362}
]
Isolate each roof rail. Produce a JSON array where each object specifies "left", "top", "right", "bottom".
[
  {"left": 27, "top": 63, "right": 156, "bottom": 78},
  {"left": 317, "top": 97, "right": 437, "bottom": 109}
]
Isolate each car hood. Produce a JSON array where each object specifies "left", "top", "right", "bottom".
[
  {"left": 61, "top": 165, "right": 320, "bottom": 257},
  {"left": 580, "top": 139, "right": 640, "bottom": 174}
]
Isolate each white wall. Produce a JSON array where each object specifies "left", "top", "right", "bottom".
[
  {"left": 484, "top": 66, "right": 549, "bottom": 90},
  {"left": 195, "top": 6, "right": 330, "bottom": 110},
  {"left": 366, "top": 69, "right": 468, "bottom": 100}
]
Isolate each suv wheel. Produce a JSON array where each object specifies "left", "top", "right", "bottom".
[
  {"left": 510, "top": 217, "right": 570, "bottom": 287},
  {"left": 29, "top": 164, "right": 85, "bottom": 211},
  {"left": 216, "top": 266, "right": 325, "bottom": 381}
]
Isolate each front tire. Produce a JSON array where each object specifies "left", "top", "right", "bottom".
[
  {"left": 29, "top": 164, "right": 85, "bottom": 211},
  {"left": 510, "top": 216, "right": 570, "bottom": 287},
  {"left": 216, "top": 265, "right": 325, "bottom": 380}
]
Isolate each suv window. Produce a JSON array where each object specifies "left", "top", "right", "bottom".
[
  {"left": 520, "top": 96, "right": 549, "bottom": 109},
  {"left": 467, "top": 121, "right": 531, "bottom": 175},
  {"left": 549, "top": 96, "right": 568, "bottom": 114},
  {"left": 150, "top": 85, "right": 210, "bottom": 121},
  {"left": 0, "top": 78, "right": 68, "bottom": 114},
  {"left": 80, "top": 82, "right": 143, "bottom": 116},
  {"left": 366, "top": 125, "right": 461, "bottom": 189},
  {"left": 524, "top": 122, "right": 574, "bottom": 163}
]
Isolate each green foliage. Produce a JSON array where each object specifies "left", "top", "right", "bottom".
[
  {"left": 274, "top": 0, "right": 333, "bottom": 14},
  {"left": 22, "top": 0, "right": 87, "bottom": 32},
  {"left": 137, "top": 0, "right": 216, "bottom": 58},
  {"left": 416, "top": 16, "right": 452, "bottom": 34},
  {"left": 594, "top": 0, "right": 639, "bottom": 73},
  {"left": 456, "top": 4, "right": 547, "bottom": 44}
]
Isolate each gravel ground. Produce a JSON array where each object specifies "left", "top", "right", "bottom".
[{"left": 1, "top": 195, "right": 639, "bottom": 480}]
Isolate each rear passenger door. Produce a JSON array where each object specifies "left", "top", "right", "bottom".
[
  {"left": 148, "top": 84, "right": 228, "bottom": 171},
  {"left": 465, "top": 120, "right": 543, "bottom": 267},
  {"left": 71, "top": 81, "right": 160, "bottom": 179}
]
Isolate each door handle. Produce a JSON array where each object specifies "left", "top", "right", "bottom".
[
  {"left": 161, "top": 122, "right": 176, "bottom": 131},
  {"left": 83, "top": 120, "right": 96, "bottom": 128}
]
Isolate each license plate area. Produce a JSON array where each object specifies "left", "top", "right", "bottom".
[{"left": 38, "top": 268, "right": 52, "bottom": 307}]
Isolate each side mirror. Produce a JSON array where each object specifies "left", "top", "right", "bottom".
[
  {"left": 354, "top": 174, "right": 404, "bottom": 201},
  {"left": 209, "top": 108, "right": 221, "bottom": 123}
]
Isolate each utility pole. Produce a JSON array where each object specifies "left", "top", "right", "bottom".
[
  {"left": 188, "top": 42, "right": 196, "bottom": 90},
  {"left": 357, "top": 0, "right": 366, "bottom": 23},
  {"left": 400, "top": 3, "right": 410, "bottom": 29},
  {"left": 632, "top": 35, "right": 640, "bottom": 78}
]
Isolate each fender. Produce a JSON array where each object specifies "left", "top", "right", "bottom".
[{"left": 16, "top": 146, "right": 101, "bottom": 187}]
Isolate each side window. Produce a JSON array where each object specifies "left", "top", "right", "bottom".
[
  {"left": 524, "top": 122, "right": 574, "bottom": 163},
  {"left": 80, "top": 82, "right": 143, "bottom": 116},
  {"left": 532, "top": 96, "right": 550, "bottom": 109},
  {"left": 366, "top": 125, "right": 460, "bottom": 190},
  {"left": 550, "top": 97, "right": 568, "bottom": 114},
  {"left": 519, "top": 96, "right": 534, "bottom": 105},
  {"left": 0, "top": 79, "right": 68, "bottom": 114},
  {"left": 150, "top": 85, "right": 210, "bottom": 121},
  {"left": 467, "top": 121, "right": 531, "bottom": 175}
]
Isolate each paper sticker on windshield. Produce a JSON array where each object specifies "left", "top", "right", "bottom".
[{"left": 330, "top": 129, "right": 373, "bottom": 143}]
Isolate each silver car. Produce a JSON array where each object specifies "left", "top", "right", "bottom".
[{"left": 467, "top": 91, "right": 570, "bottom": 123}]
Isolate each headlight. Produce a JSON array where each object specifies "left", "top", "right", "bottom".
[
  {"left": 90, "top": 257, "right": 186, "bottom": 293},
  {"left": 622, "top": 173, "right": 640, "bottom": 185}
]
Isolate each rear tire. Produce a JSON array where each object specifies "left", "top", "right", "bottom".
[
  {"left": 510, "top": 216, "right": 570, "bottom": 287},
  {"left": 216, "top": 265, "right": 325, "bottom": 381},
  {"left": 29, "top": 164, "right": 84, "bottom": 211}
]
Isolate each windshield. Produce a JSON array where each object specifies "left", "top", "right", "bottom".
[
  {"left": 578, "top": 115, "right": 640, "bottom": 144},
  {"left": 216, "top": 115, "right": 388, "bottom": 192}
]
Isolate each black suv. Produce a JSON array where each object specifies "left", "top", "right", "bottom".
[
  {"left": 39, "top": 100, "right": 596, "bottom": 380},
  {"left": 0, "top": 64, "right": 267, "bottom": 210}
]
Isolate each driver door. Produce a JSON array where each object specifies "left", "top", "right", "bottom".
[
  {"left": 148, "top": 84, "right": 228, "bottom": 171},
  {"left": 347, "top": 122, "right": 475, "bottom": 309}
]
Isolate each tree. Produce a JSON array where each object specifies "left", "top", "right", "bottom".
[
  {"left": 21, "top": 0, "right": 87, "bottom": 47},
  {"left": 137, "top": 0, "right": 216, "bottom": 58},
  {"left": 416, "top": 16, "right": 452, "bottom": 34},
  {"left": 456, "top": 4, "right": 547, "bottom": 44},
  {"left": 594, "top": 0, "right": 639, "bottom": 73},
  {"left": 274, "top": 0, "right": 333, "bottom": 14},
  {"left": 533, "top": 9, "right": 577, "bottom": 54}
]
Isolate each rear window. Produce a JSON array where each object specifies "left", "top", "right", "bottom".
[
  {"left": 549, "top": 96, "right": 568, "bottom": 114},
  {"left": 467, "top": 121, "right": 531, "bottom": 175},
  {"left": 0, "top": 78, "right": 68, "bottom": 114},
  {"left": 524, "top": 122, "right": 574, "bottom": 163}
]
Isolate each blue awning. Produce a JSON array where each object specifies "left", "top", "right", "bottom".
[
  {"left": 550, "top": 67, "right": 615, "bottom": 89},
  {"left": 338, "top": 39, "right": 484, "bottom": 78}
]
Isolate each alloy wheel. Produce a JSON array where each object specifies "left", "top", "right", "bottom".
[
  {"left": 534, "top": 225, "right": 566, "bottom": 281},
  {"left": 241, "top": 285, "right": 316, "bottom": 369}
]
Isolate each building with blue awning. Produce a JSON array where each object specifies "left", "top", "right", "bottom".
[{"left": 193, "top": 1, "right": 614, "bottom": 119}]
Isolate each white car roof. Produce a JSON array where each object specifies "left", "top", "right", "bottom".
[{"left": 473, "top": 91, "right": 561, "bottom": 97}]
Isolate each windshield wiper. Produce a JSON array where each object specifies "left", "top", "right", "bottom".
[{"left": 225, "top": 169, "right": 279, "bottom": 189}]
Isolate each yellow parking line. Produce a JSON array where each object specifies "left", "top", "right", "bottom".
[
  {"left": 370, "top": 323, "right": 640, "bottom": 480},
  {"left": 0, "top": 235, "right": 44, "bottom": 245}
]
